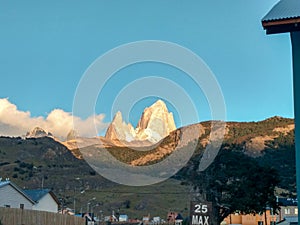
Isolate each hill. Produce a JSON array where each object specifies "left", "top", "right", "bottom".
[
  {"left": 78, "top": 116, "right": 295, "bottom": 193},
  {"left": 0, "top": 116, "right": 296, "bottom": 218}
]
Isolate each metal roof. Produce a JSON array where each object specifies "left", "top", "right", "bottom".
[
  {"left": 23, "top": 189, "right": 51, "bottom": 202},
  {"left": 25, "top": 189, "right": 60, "bottom": 205},
  {"left": 278, "top": 198, "right": 298, "bottom": 206},
  {"left": 262, "top": 0, "right": 300, "bottom": 22}
]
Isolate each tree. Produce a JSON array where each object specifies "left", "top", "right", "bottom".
[{"left": 185, "top": 149, "right": 279, "bottom": 225}]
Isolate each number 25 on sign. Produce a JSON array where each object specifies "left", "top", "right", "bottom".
[
  {"left": 194, "top": 204, "right": 208, "bottom": 213},
  {"left": 190, "top": 202, "right": 212, "bottom": 225}
]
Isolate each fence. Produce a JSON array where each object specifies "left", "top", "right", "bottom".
[{"left": 0, "top": 207, "right": 85, "bottom": 225}]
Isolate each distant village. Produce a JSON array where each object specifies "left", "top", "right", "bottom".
[{"left": 0, "top": 178, "right": 298, "bottom": 225}]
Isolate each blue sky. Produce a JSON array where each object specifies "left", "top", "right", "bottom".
[{"left": 0, "top": 0, "right": 294, "bottom": 136}]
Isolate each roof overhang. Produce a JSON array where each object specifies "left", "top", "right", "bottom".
[
  {"left": 261, "top": 0, "right": 300, "bottom": 35},
  {"left": 49, "top": 191, "right": 60, "bottom": 205},
  {"left": 262, "top": 18, "right": 300, "bottom": 34}
]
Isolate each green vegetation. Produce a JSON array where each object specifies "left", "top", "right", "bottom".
[
  {"left": 226, "top": 116, "right": 293, "bottom": 143},
  {"left": 107, "top": 146, "right": 157, "bottom": 164},
  {"left": 183, "top": 150, "right": 279, "bottom": 224},
  {"left": 0, "top": 136, "right": 101, "bottom": 190},
  {"left": 61, "top": 179, "right": 190, "bottom": 219},
  {"left": 259, "top": 130, "right": 296, "bottom": 195}
]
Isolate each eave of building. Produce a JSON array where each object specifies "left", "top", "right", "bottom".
[
  {"left": 49, "top": 191, "right": 60, "bottom": 205},
  {"left": 262, "top": 17, "right": 300, "bottom": 34}
]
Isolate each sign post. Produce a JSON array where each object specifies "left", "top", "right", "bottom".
[{"left": 190, "top": 201, "right": 212, "bottom": 225}]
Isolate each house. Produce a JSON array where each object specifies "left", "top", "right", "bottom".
[
  {"left": 0, "top": 179, "right": 59, "bottom": 213},
  {"left": 277, "top": 198, "right": 298, "bottom": 223},
  {"left": 175, "top": 213, "right": 184, "bottom": 225},
  {"left": 0, "top": 179, "right": 35, "bottom": 210},
  {"left": 223, "top": 198, "right": 299, "bottom": 225},
  {"left": 152, "top": 216, "right": 161, "bottom": 224},
  {"left": 119, "top": 214, "right": 129, "bottom": 222},
  {"left": 223, "top": 209, "right": 277, "bottom": 225},
  {"left": 24, "top": 189, "right": 59, "bottom": 213},
  {"left": 167, "top": 211, "right": 178, "bottom": 223},
  {"left": 142, "top": 214, "right": 151, "bottom": 224},
  {"left": 82, "top": 212, "right": 95, "bottom": 225}
]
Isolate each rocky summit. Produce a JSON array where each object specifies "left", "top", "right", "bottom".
[
  {"left": 25, "top": 127, "right": 53, "bottom": 138},
  {"left": 105, "top": 100, "right": 176, "bottom": 143}
]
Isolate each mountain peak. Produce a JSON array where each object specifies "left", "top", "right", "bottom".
[
  {"left": 105, "top": 111, "right": 135, "bottom": 142},
  {"left": 105, "top": 100, "right": 176, "bottom": 143},
  {"left": 151, "top": 99, "right": 167, "bottom": 108},
  {"left": 136, "top": 100, "right": 176, "bottom": 142},
  {"left": 113, "top": 111, "right": 123, "bottom": 122},
  {"left": 26, "top": 127, "right": 53, "bottom": 139}
]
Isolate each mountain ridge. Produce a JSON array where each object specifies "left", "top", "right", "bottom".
[
  {"left": 99, "top": 116, "right": 294, "bottom": 168},
  {"left": 25, "top": 127, "right": 53, "bottom": 139}
]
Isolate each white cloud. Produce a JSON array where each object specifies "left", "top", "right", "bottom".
[{"left": 0, "top": 98, "right": 107, "bottom": 139}]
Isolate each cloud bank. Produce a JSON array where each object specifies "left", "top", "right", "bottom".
[{"left": 0, "top": 98, "right": 107, "bottom": 140}]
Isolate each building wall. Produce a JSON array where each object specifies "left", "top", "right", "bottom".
[
  {"left": 32, "top": 193, "right": 58, "bottom": 213},
  {"left": 227, "top": 214, "right": 242, "bottom": 224},
  {"left": 279, "top": 206, "right": 298, "bottom": 221},
  {"left": 0, "top": 184, "right": 33, "bottom": 209},
  {"left": 241, "top": 214, "right": 257, "bottom": 225},
  {"left": 224, "top": 210, "right": 277, "bottom": 225}
]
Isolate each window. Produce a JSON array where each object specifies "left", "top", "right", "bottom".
[
  {"left": 284, "top": 208, "right": 291, "bottom": 214},
  {"left": 4, "top": 205, "right": 10, "bottom": 208},
  {"left": 294, "top": 208, "right": 298, "bottom": 215},
  {"left": 20, "top": 204, "right": 24, "bottom": 209}
]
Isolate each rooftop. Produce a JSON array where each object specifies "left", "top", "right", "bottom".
[
  {"left": 278, "top": 198, "right": 298, "bottom": 206},
  {"left": 24, "top": 189, "right": 51, "bottom": 202},
  {"left": 262, "top": 0, "right": 300, "bottom": 34},
  {"left": 262, "top": 0, "right": 300, "bottom": 22}
]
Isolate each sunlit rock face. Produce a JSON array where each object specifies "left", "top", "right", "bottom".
[
  {"left": 105, "top": 100, "right": 176, "bottom": 143},
  {"left": 105, "top": 111, "right": 136, "bottom": 142}
]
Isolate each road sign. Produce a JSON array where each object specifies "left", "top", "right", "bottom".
[{"left": 190, "top": 201, "right": 212, "bottom": 225}]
